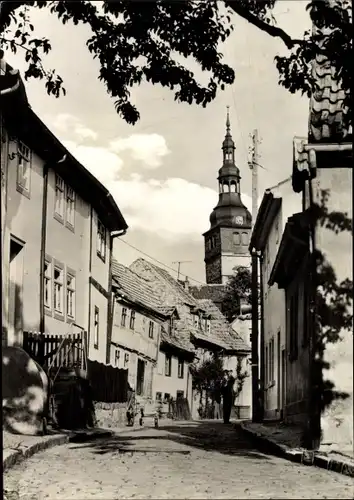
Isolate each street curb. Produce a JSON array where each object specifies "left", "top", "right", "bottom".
[
  {"left": 3, "top": 434, "right": 69, "bottom": 472},
  {"left": 3, "top": 428, "right": 113, "bottom": 472},
  {"left": 237, "top": 423, "right": 354, "bottom": 478}
]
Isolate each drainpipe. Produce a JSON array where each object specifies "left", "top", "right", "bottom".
[
  {"left": 39, "top": 163, "right": 49, "bottom": 341},
  {"left": 259, "top": 253, "right": 265, "bottom": 422},
  {"left": 1, "top": 120, "right": 9, "bottom": 346},
  {"left": 106, "top": 228, "right": 127, "bottom": 364},
  {"left": 87, "top": 205, "right": 93, "bottom": 353},
  {"left": 251, "top": 250, "right": 260, "bottom": 422},
  {"left": 307, "top": 177, "right": 321, "bottom": 450}
]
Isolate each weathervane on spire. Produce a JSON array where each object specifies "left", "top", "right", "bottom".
[{"left": 226, "top": 105, "right": 230, "bottom": 132}]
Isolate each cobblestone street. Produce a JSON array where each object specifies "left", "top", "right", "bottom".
[{"left": 4, "top": 422, "right": 354, "bottom": 499}]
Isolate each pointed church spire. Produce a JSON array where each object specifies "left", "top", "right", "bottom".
[{"left": 222, "top": 105, "right": 235, "bottom": 164}]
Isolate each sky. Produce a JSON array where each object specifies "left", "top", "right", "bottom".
[{"left": 8, "top": 1, "right": 311, "bottom": 285}]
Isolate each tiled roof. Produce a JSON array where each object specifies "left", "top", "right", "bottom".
[
  {"left": 132, "top": 258, "right": 198, "bottom": 307},
  {"left": 196, "top": 299, "right": 250, "bottom": 352},
  {"left": 160, "top": 326, "right": 195, "bottom": 354},
  {"left": 112, "top": 259, "right": 172, "bottom": 317},
  {"left": 292, "top": 137, "right": 317, "bottom": 193},
  {"left": 189, "top": 284, "right": 226, "bottom": 305},
  {"left": 309, "top": 50, "right": 351, "bottom": 142},
  {"left": 127, "top": 258, "right": 248, "bottom": 354}
]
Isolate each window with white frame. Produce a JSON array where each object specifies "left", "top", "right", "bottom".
[
  {"left": 114, "top": 348, "right": 120, "bottom": 366},
  {"left": 54, "top": 174, "right": 65, "bottom": 219},
  {"left": 148, "top": 320, "right": 154, "bottom": 339},
  {"left": 205, "top": 318, "right": 211, "bottom": 334},
  {"left": 193, "top": 314, "right": 199, "bottom": 329},
  {"left": 66, "top": 273, "right": 75, "bottom": 319},
  {"left": 66, "top": 186, "right": 75, "bottom": 227},
  {"left": 53, "top": 266, "right": 64, "bottom": 314},
  {"left": 44, "top": 260, "right": 52, "bottom": 309},
  {"left": 16, "top": 141, "right": 31, "bottom": 195},
  {"left": 121, "top": 307, "right": 127, "bottom": 327},
  {"left": 97, "top": 219, "right": 106, "bottom": 261},
  {"left": 94, "top": 307, "right": 99, "bottom": 348},
  {"left": 124, "top": 352, "right": 129, "bottom": 367},
  {"left": 178, "top": 358, "right": 184, "bottom": 379},
  {"left": 165, "top": 354, "right": 172, "bottom": 377},
  {"left": 129, "top": 310, "right": 136, "bottom": 330}
]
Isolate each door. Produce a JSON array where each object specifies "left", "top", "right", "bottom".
[
  {"left": 136, "top": 358, "right": 145, "bottom": 396},
  {"left": 8, "top": 237, "right": 25, "bottom": 346}
]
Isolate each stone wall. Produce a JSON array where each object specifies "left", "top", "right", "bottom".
[
  {"left": 94, "top": 402, "right": 127, "bottom": 429},
  {"left": 94, "top": 401, "right": 172, "bottom": 429}
]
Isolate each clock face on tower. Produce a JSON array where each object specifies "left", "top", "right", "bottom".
[{"left": 234, "top": 216, "right": 243, "bottom": 226}]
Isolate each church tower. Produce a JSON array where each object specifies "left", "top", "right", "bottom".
[{"left": 203, "top": 108, "right": 252, "bottom": 284}]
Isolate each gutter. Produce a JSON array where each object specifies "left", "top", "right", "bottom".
[
  {"left": 304, "top": 143, "right": 352, "bottom": 152},
  {"left": 114, "top": 291, "right": 171, "bottom": 323},
  {"left": 106, "top": 228, "right": 127, "bottom": 364},
  {"left": 0, "top": 79, "right": 20, "bottom": 95}
]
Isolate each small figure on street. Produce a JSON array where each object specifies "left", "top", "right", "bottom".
[
  {"left": 126, "top": 382, "right": 136, "bottom": 426},
  {"left": 213, "top": 377, "right": 222, "bottom": 420},
  {"left": 221, "top": 370, "right": 235, "bottom": 424}
]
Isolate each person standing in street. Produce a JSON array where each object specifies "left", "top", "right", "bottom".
[{"left": 222, "top": 370, "right": 235, "bottom": 424}]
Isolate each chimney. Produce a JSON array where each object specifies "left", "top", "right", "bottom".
[{"left": 177, "top": 276, "right": 190, "bottom": 291}]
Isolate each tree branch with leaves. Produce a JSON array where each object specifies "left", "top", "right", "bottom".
[
  {"left": 0, "top": 0, "right": 351, "bottom": 128},
  {"left": 222, "top": 266, "right": 252, "bottom": 322}
]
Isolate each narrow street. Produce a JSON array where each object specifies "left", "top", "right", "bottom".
[{"left": 4, "top": 422, "right": 353, "bottom": 500}]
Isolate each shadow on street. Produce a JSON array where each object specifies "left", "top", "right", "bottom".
[{"left": 69, "top": 420, "right": 269, "bottom": 461}]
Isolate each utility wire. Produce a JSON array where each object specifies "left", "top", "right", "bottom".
[
  {"left": 116, "top": 238, "right": 207, "bottom": 286},
  {"left": 116, "top": 237, "right": 252, "bottom": 285}
]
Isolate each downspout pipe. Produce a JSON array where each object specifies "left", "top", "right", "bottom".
[
  {"left": 39, "top": 155, "right": 66, "bottom": 360},
  {"left": 259, "top": 253, "right": 265, "bottom": 422},
  {"left": 251, "top": 250, "right": 260, "bottom": 422},
  {"left": 39, "top": 163, "right": 49, "bottom": 338},
  {"left": 106, "top": 228, "right": 127, "bottom": 364},
  {"left": 307, "top": 177, "right": 321, "bottom": 450}
]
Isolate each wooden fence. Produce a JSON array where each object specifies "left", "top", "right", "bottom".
[
  {"left": 87, "top": 359, "right": 128, "bottom": 403},
  {"left": 23, "top": 331, "right": 87, "bottom": 371}
]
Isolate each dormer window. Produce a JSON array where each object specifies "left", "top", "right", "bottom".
[
  {"left": 193, "top": 314, "right": 200, "bottom": 329},
  {"left": 205, "top": 318, "right": 211, "bottom": 334}
]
